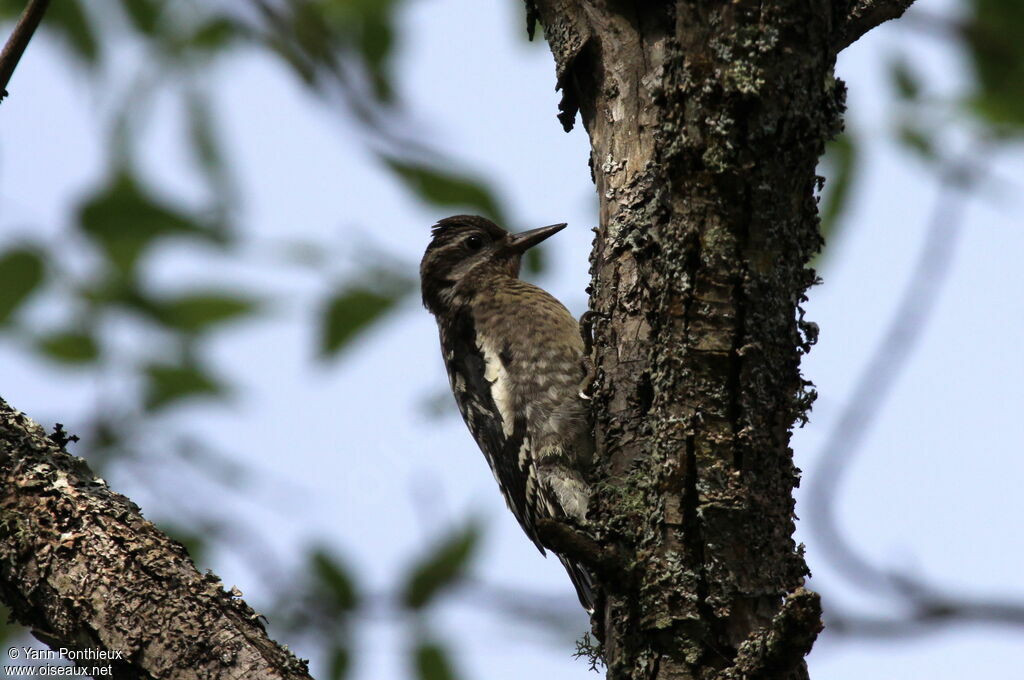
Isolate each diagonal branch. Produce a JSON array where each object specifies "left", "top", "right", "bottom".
[
  {"left": 804, "top": 141, "right": 1024, "bottom": 641},
  {"left": 0, "top": 398, "right": 314, "bottom": 680},
  {"left": 834, "top": 0, "right": 917, "bottom": 52},
  {"left": 0, "top": 0, "right": 50, "bottom": 102},
  {"left": 806, "top": 149, "right": 973, "bottom": 594}
]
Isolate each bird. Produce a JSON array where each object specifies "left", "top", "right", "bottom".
[{"left": 420, "top": 214, "right": 596, "bottom": 612}]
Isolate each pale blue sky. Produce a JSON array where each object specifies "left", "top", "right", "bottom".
[{"left": 2, "top": 1, "right": 1022, "bottom": 679}]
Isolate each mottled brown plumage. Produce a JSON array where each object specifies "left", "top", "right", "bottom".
[{"left": 420, "top": 215, "right": 595, "bottom": 611}]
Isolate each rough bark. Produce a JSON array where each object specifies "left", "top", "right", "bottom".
[
  {"left": 526, "top": 1, "right": 913, "bottom": 678},
  {"left": 0, "top": 399, "right": 313, "bottom": 680}
]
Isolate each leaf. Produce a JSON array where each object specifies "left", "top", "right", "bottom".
[
  {"left": 77, "top": 172, "right": 218, "bottom": 274},
  {"left": 818, "top": 132, "right": 858, "bottom": 245},
  {"left": 888, "top": 57, "right": 920, "bottom": 101},
  {"left": 402, "top": 523, "right": 479, "bottom": 609},
  {"left": 383, "top": 157, "right": 505, "bottom": 224},
  {"left": 898, "top": 124, "right": 936, "bottom": 160},
  {"left": 36, "top": 331, "right": 99, "bottom": 364},
  {"left": 966, "top": 0, "right": 1024, "bottom": 129},
  {"left": 293, "top": 2, "right": 335, "bottom": 62},
  {"left": 186, "top": 90, "right": 236, "bottom": 210},
  {"left": 121, "top": 0, "right": 162, "bottom": 36},
  {"left": 328, "top": 646, "right": 351, "bottom": 680},
  {"left": 523, "top": 245, "right": 546, "bottom": 275},
  {"left": 0, "top": 2, "right": 21, "bottom": 19},
  {"left": 46, "top": 0, "right": 98, "bottom": 64},
  {"left": 163, "top": 525, "right": 207, "bottom": 564},
  {"left": 311, "top": 549, "right": 359, "bottom": 613},
  {"left": 153, "top": 293, "right": 257, "bottom": 334},
  {"left": 0, "top": 248, "right": 45, "bottom": 324},
  {"left": 413, "top": 642, "right": 458, "bottom": 680},
  {"left": 320, "top": 274, "right": 412, "bottom": 357},
  {"left": 357, "top": 10, "right": 396, "bottom": 102},
  {"left": 144, "top": 363, "right": 222, "bottom": 410},
  {"left": 186, "top": 18, "right": 238, "bottom": 53}
]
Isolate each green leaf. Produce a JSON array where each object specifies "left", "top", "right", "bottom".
[
  {"left": 898, "top": 124, "right": 936, "bottom": 160},
  {"left": 186, "top": 18, "right": 238, "bottom": 53},
  {"left": 293, "top": 2, "right": 335, "bottom": 62},
  {"left": 144, "top": 363, "right": 222, "bottom": 410},
  {"left": 186, "top": 90, "right": 235, "bottom": 210},
  {"left": 818, "top": 132, "right": 858, "bottom": 246},
  {"left": 77, "top": 173, "right": 218, "bottom": 274},
  {"left": 153, "top": 293, "right": 257, "bottom": 334},
  {"left": 967, "top": 0, "right": 1024, "bottom": 128},
  {"left": 413, "top": 642, "right": 458, "bottom": 680},
  {"left": 163, "top": 525, "right": 207, "bottom": 564},
  {"left": 0, "top": 248, "right": 45, "bottom": 324},
  {"left": 311, "top": 549, "right": 359, "bottom": 613},
  {"left": 328, "top": 646, "right": 351, "bottom": 680},
  {"left": 320, "top": 276, "right": 411, "bottom": 357},
  {"left": 357, "top": 11, "right": 395, "bottom": 101},
  {"left": 402, "top": 523, "right": 479, "bottom": 609},
  {"left": 523, "top": 245, "right": 546, "bottom": 275},
  {"left": 37, "top": 331, "right": 99, "bottom": 364},
  {"left": 121, "top": 0, "right": 162, "bottom": 36},
  {"left": 46, "top": 0, "right": 98, "bottom": 64},
  {"left": 889, "top": 57, "right": 920, "bottom": 101},
  {"left": 383, "top": 157, "right": 505, "bottom": 224},
  {"left": 0, "top": 2, "right": 21, "bottom": 19}
]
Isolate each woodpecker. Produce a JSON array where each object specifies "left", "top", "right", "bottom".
[{"left": 420, "top": 215, "right": 595, "bottom": 612}]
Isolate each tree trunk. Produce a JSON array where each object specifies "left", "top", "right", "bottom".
[{"left": 527, "top": 1, "right": 914, "bottom": 678}]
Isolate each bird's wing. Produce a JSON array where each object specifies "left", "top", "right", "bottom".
[{"left": 441, "top": 310, "right": 544, "bottom": 553}]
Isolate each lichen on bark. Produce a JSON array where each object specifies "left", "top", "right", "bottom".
[
  {"left": 526, "top": 1, "right": 867, "bottom": 678},
  {"left": 0, "top": 399, "right": 313, "bottom": 680}
]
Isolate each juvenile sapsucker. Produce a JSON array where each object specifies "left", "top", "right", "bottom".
[{"left": 420, "top": 215, "right": 595, "bottom": 611}]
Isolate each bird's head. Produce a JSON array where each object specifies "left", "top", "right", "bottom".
[{"left": 420, "top": 215, "right": 566, "bottom": 314}]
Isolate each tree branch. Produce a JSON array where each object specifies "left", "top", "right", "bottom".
[
  {"left": 720, "top": 589, "right": 823, "bottom": 680},
  {"left": 0, "top": 398, "right": 313, "bottom": 680},
  {"left": 804, "top": 141, "right": 1024, "bottom": 642},
  {"left": 807, "top": 146, "right": 984, "bottom": 597},
  {"left": 534, "top": 518, "right": 627, "bottom": 583},
  {"left": 834, "top": 0, "right": 917, "bottom": 52},
  {"left": 0, "top": 0, "right": 50, "bottom": 102},
  {"left": 825, "top": 588, "right": 1024, "bottom": 638}
]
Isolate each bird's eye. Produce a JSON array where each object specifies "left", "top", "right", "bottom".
[{"left": 465, "top": 234, "right": 484, "bottom": 251}]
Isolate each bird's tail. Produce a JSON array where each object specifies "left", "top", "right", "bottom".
[{"left": 558, "top": 554, "right": 597, "bottom": 613}]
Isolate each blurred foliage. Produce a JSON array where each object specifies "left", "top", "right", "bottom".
[
  {"left": 259, "top": 523, "right": 477, "bottom": 680},
  {"left": 0, "top": 0, "right": 510, "bottom": 674},
  {"left": 817, "top": 0, "right": 1024, "bottom": 255},
  {"left": 321, "top": 267, "right": 414, "bottom": 358},
  {"left": 966, "top": 0, "right": 1024, "bottom": 128},
  {"left": 144, "top": 361, "right": 223, "bottom": 410},
  {"left": 818, "top": 132, "right": 859, "bottom": 252},
  {"left": 77, "top": 172, "right": 224, "bottom": 274},
  {"left": 0, "top": 247, "right": 44, "bottom": 324},
  {"left": 1, "top": 0, "right": 1023, "bottom": 675},
  {"left": 385, "top": 157, "right": 506, "bottom": 225},
  {"left": 36, "top": 330, "right": 100, "bottom": 363},
  {"left": 403, "top": 522, "right": 479, "bottom": 610},
  {"left": 414, "top": 641, "right": 460, "bottom": 680}
]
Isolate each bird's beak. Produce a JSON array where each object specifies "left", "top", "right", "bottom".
[{"left": 502, "top": 223, "right": 567, "bottom": 255}]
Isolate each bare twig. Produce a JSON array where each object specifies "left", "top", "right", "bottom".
[
  {"left": 805, "top": 141, "right": 1024, "bottom": 637},
  {"left": 835, "top": 0, "right": 917, "bottom": 52},
  {"left": 826, "top": 590, "right": 1024, "bottom": 638},
  {"left": 0, "top": 0, "right": 50, "bottom": 102}
]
